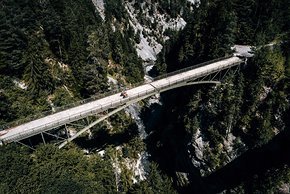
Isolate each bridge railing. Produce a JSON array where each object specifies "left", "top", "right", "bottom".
[
  {"left": 0, "top": 88, "right": 123, "bottom": 131},
  {"left": 154, "top": 55, "right": 233, "bottom": 81},
  {"left": 160, "top": 61, "right": 242, "bottom": 92},
  {"left": 1, "top": 59, "right": 243, "bottom": 143},
  {"left": 0, "top": 55, "right": 234, "bottom": 131}
]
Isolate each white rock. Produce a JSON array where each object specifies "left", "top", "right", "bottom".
[
  {"left": 13, "top": 80, "right": 28, "bottom": 90},
  {"left": 107, "top": 76, "right": 118, "bottom": 85},
  {"left": 91, "top": 0, "right": 105, "bottom": 20},
  {"left": 98, "top": 150, "right": 105, "bottom": 157},
  {"left": 125, "top": 104, "right": 147, "bottom": 139},
  {"left": 187, "top": 0, "right": 200, "bottom": 4}
]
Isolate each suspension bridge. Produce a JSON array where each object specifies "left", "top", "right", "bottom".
[{"left": 0, "top": 55, "right": 245, "bottom": 148}]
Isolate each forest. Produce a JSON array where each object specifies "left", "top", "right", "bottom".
[
  {"left": 151, "top": 0, "right": 290, "bottom": 193},
  {"left": 0, "top": 0, "right": 290, "bottom": 193}
]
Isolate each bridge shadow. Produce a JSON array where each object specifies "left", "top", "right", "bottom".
[
  {"left": 19, "top": 128, "right": 69, "bottom": 149},
  {"left": 174, "top": 113, "right": 290, "bottom": 194},
  {"left": 73, "top": 123, "right": 139, "bottom": 151},
  {"left": 141, "top": 87, "right": 208, "bottom": 193},
  {"left": 199, "top": 123, "right": 290, "bottom": 193},
  {"left": 142, "top": 86, "right": 290, "bottom": 193},
  {"left": 17, "top": 122, "right": 140, "bottom": 153}
]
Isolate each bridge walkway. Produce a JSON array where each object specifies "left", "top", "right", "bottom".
[{"left": 0, "top": 56, "right": 243, "bottom": 145}]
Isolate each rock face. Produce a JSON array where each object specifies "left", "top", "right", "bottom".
[
  {"left": 92, "top": 0, "right": 105, "bottom": 20},
  {"left": 124, "top": 1, "right": 187, "bottom": 62},
  {"left": 278, "top": 183, "right": 290, "bottom": 194},
  {"left": 88, "top": 0, "right": 247, "bottom": 184},
  {"left": 88, "top": 0, "right": 195, "bottom": 186}
]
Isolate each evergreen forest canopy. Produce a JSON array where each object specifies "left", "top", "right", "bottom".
[
  {"left": 0, "top": 0, "right": 289, "bottom": 193},
  {"left": 0, "top": 144, "right": 177, "bottom": 194},
  {"left": 151, "top": 0, "right": 290, "bottom": 193},
  {"left": 0, "top": 0, "right": 145, "bottom": 126}
]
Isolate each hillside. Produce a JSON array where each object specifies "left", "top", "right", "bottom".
[{"left": 0, "top": 0, "right": 290, "bottom": 193}]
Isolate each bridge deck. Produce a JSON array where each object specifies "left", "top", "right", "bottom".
[{"left": 0, "top": 56, "right": 243, "bottom": 144}]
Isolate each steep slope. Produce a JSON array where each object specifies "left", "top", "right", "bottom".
[
  {"left": 1, "top": 0, "right": 289, "bottom": 193},
  {"left": 146, "top": 0, "right": 290, "bottom": 193},
  {"left": 0, "top": 0, "right": 197, "bottom": 193}
]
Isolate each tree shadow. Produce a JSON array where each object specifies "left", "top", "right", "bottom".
[
  {"left": 74, "top": 123, "right": 139, "bottom": 151},
  {"left": 199, "top": 122, "right": 290, "bottom": 193}
]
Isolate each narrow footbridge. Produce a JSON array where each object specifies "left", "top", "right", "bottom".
[{"left": 0, "top": 56, "right": 244, "bottom": 147}]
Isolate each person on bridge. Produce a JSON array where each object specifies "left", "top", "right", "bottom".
[{"left": 120, "top": 91, "right": 128, "bottom": 98}]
